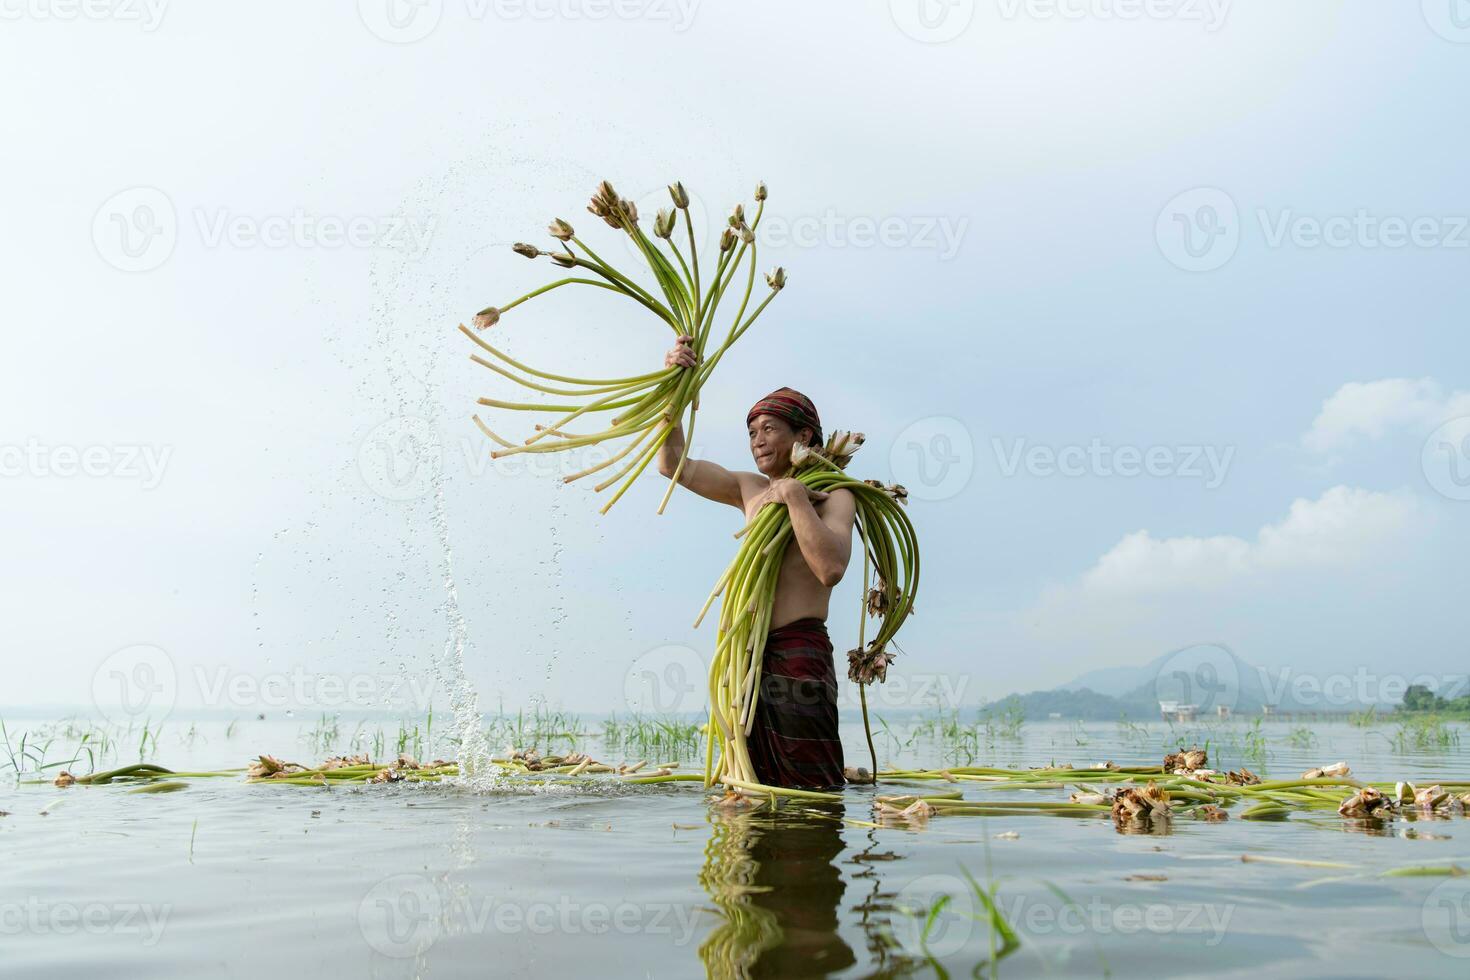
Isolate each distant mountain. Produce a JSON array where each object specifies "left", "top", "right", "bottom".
[{"left": 1010, "top": 644, "right": 1386, "bottom": 720}]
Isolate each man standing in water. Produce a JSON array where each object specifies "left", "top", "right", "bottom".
[{"left": 656, "top": 335, "right": 855, "bottom": 790}]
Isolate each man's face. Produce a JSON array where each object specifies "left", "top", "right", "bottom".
[{"left": 748, "top": 413, "right": 809, "bottom": 476}]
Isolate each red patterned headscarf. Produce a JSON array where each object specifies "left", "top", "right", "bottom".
[{"left": 746, "top": 387, "right": 822, "bottom": 447}]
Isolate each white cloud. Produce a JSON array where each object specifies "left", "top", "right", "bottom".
[
  {"left": 1303, "top": 378, "right": 1470, "bottom": 454},
  {"left": 1080, "top": 485, "right": 1420, "bottom": 595}
]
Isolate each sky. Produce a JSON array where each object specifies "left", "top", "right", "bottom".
[{"left": 2, "top": 0, "right": 1468, "bottom": 723}]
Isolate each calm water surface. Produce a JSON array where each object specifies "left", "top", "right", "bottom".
[{"left": 3, "top": 715, "right": 1469, "bottom": 978}]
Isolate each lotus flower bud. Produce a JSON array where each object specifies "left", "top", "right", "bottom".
[
  {"left": 1396, "top": 781, "right": 1415, "bottom": 804},
  {"left": 655, "top": 208, "right": 676, "bottom": 239},
  {"left": 588, "top": 180, "right": 623, "bottom": 228},
  {"left": 549, "top": 252, "right": 577, "bottom": 268},
  {"left": 548, "top": 218, "right": 574, "bottom": 241},
  {"left": 669, "top": 181, "right": 689, "bottom": 209},
  {"left": 620, "top": 198, "right": 638, "bottom": 224},
  {"left": 729, "top": 204, "right": 744, "bottom": 227},
  {"left": 739, "top": 224, "right": 755, "bottom": 245},
  {"left": 765, "top": 267, "right": 786, "bottom": 291},
  {"left": 790, "top": 443, "right": 816, "bottom": 468},
  {"left": 754, "top": 181, "right": 767, "bottom": 202},
  {"left": 720, "top": 228, "right": 737, "bottom": 252},
  {"left": 512, "top": 242, "right": 541, "bottom": 259},
  {"left": 473, "top": 307, "right": 500, "bottom": 330},
  {"left": 1416, "top": 784, "right": 1449, "bottom": 810}
]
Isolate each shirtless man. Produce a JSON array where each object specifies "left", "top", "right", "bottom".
[{"left": 656, "top": 335, "right": 855, "bottom": 789}]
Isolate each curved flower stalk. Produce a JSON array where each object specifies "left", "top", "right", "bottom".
[
  {"left": 699, "top": 432, "right": 921, "bottom": 799},
  {"left": 463, "top": 179, "right": 786, "bottom": 514}
]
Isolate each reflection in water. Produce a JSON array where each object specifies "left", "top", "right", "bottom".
[{"left": 699, "top": 807, "right": 858, "bottom": 979}]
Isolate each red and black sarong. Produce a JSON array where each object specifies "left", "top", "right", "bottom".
[{"left": 745, "top": 617, "right": 846, "bottom": 791}]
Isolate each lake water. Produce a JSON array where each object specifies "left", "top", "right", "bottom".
[{"left": 3, "top": 713, "right": 1469, "bottom": 978}]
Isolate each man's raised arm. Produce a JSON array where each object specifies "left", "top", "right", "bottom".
[{"left": 656, "top": 336, "right": 749, "bottom": 511}]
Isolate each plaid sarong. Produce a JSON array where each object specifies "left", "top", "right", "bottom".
[{"left": 746, "top": 617, "right": 845, "bottom": 790}]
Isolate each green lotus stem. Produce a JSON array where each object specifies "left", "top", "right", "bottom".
[
  {"left": 682, "top": 210, "right": 701, "bottom": 317},
  {"left": 484, "top": 275, "right": 624, "bottom": 317},
  {"left": 1380, "top": 864, "right": 1468, "bottom": 877},
  {"left": 77, "top": 764, "right": 174, "bottom": 784},
  {"left": 719, "top": 777, "right": 842, "bottom": 802},
  {"left": 462, "top": 325, "right": 676, "bottom": 386}
]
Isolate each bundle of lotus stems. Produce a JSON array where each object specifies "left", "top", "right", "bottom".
[
  {"left": 699, "top": 433, "right": 918, "bottom": 800},
  {"left": 462, "top": 179, "right": 786, "bottom": 514}
]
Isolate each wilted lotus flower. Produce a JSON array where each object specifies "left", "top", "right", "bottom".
[
  {"left": 866, "top": 580, "right": 890, "bottom": 617},
  {"left": 765, "top": 266, "right": 786, "bottom": 291},
  {"left": 739, "top": 224, "right": 755, "bottom": 245},
  {"left": 719, "top": 228, "right": 737, "bottom": 252},
  {"left": 1112, "top": 783, "right": 1171, "bottom": 824},
  {"left": 620, "top": 197, "right": 638, "bottom": 223},
  {"left": 549, "top": 252, "right": 577, "bottom": 268},
  {"left": 1226, "top": 768, "right": 1260, "bottom": 785},
  {"left": 512, "top": 242, "right": 541, "bottom": 259},
  {"left": 654, "top": 208, "right": 676, "bottom": 239},
  {"left": 548, "top": 218, "right": 574, "bottom": 241},
  {"left": 848, "top": 642, "right": 896, "bottom": 685},
  {"left": 396, "top": 754, "right": 421, "bottom": 770},
  {"left": 668, "top": 181, "right": 689, "bottom": 209},
  {"left": 1164, "top": 747, "right": 1208, "bottom": 773},
  {"left": 54, "top": 771, "right": 76, "bottom": 788},
  {"left": 1303, "top": 761, "right": 1351, "bottom": 779},
  {"left": 887, "top": 483, "right": 909, "bottom": 506},
  {"left": 729, "top": 203, "right": 744, "bottom": 227},
  {"left": 1338, "top": 786, "right": 1392, "bottom": 818},
  {"left": 1071, "top": 791, "right": 1110, "bottom": 806},
  {"left": 248, "top": 754, "right": 294, "bottom": 779},
  {"left": 1416, "top": 784, "right": 1449, "bottom": 810},
  {"left": 754, "top": 181, "right": 767, "bottom": 202},
  {"left": 473, "top": 307, "right": 500, "bottom": 331},
  {"left": 844, "top": 766, "right": 874, "bottom": 784}
]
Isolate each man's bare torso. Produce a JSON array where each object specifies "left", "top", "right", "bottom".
[{"left": 741, "top": 485, "right": 838, "bottom": 629}]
